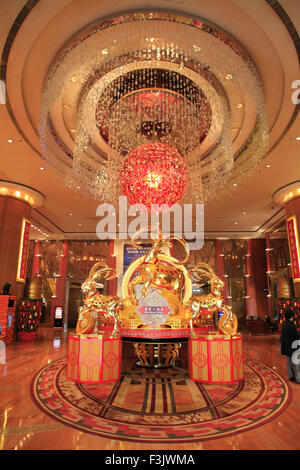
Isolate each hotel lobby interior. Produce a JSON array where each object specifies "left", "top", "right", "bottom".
[{"left": 0, "top": 0, "right": 300, "bottom": 453}]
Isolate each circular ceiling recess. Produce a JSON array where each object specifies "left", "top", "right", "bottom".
[{"left": 39, "top": 10, "right": 269, "bottom": 205}]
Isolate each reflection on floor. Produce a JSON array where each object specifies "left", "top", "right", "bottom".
[{"left": 0, "top": 327, "right": 300, "bottom": 450}]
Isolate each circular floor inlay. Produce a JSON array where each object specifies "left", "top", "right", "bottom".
[{"left": 31, "top": 358, "right": 292, "bottom": 443}]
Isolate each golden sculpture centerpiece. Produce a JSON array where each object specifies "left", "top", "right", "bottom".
[{"left": 75, "top": 230, "right": 238, "bottom": 339}]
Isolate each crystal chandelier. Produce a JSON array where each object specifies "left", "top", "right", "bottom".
[{"left": 39, "top": 11, "right": 269, "bottom": 205}]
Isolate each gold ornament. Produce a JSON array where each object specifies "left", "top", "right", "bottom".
[
  {"left": 75, "top": 261, "right": 122, "bottom": 338},
  {"left": 185, "top": 262, "right": 238, "bottom": 336}
]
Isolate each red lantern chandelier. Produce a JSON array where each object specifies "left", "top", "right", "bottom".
[{"left": 121, "top": 142, "right": 188, "bottom": 211}]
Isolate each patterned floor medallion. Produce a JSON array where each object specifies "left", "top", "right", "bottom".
[{"left": 31, "top": 358, "right": 292, "bottom": 443}]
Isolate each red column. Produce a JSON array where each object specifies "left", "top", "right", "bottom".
[
  {"left": 108, "top": 240, "right": 117, "bottom": 296},
  {"left": 215, "top": 239, "right": 231, "bottom": 306},
  {"left": 51, "top": 240, "right": 68, "bottom": 325},
  {"left": 31, "top": 241, "right": 41, "bottom": 277},
  {"left": 265, "top": 233, "right": 273, "bottom": 317},
  {"left": 245, "top": 239, "right": 268, "bottom": 319},
  {"left": 244, "top": 240, "right": 257, "bottom": 318}
]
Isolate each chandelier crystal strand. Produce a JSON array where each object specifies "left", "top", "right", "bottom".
[{"left": 39, "top": 11, "right": 268, "bottom": 205}]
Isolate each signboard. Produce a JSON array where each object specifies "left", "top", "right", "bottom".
[
  {"left": 123, "top": 243, "right": 152, "bottom": 273},
  {"left": 287, "top": 216, "right": 300, "bottom": 282},
  {"left": 16, "top": 218, "right": 31, "bottom": 283},
  {"left": 137, "top": 288, "right": 172, "bottom": 328},
  {"left": 55, "top": 307, "right": 63, "bottom": 319}
]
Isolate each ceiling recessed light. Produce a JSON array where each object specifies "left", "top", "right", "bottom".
[
  {"left": 225, "top": 73, "right": 233, "bottom": 80},
  {"left": 78, "top": 223, "right": 82, "bottom": 226},
  {"left": 266, "top": 164, "right": 271, "bottom": 168},
  {"left": 40, "top": 167, "right": 44, "bottom": 170},
  {"left": 296, "top": 137, "right": 300, "bottom": 140},
  {"left": 234, "top": 222, "right": 238, "bottom": 224},
  {"left": 235, "top": 103, "right": 243, "bottom": 109},
  {"left": 71, "top": 76, "right": 77, "bottom": 82},
  {"left": 69, "top": 213, "right": 72, "bottom": 216},
  {"left": 233, "top": 183, "right": 237, "bottom": 187},
  {"left": 101, "top": 49, "right": 109, "bottom": 54},
  {"left": 242, "top": 211, "right": 246, "bottom": 215},
  {"left": 8, "top": 139, "right": 13, "bottom": 143},
  {"left": 70, "top": 128, "right": 76, "bottom": 133}
]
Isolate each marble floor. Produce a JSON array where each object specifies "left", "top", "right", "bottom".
[{"left": 0, "top": 327, "right": 300, "bottom": 450}]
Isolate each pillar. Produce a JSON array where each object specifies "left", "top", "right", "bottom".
[
  {"left": 108, "top": 240, "right": 117, "bottom": 295},
  {"left": 265, "top": 233, "right": 273, "bottom": 317},
  {"left": 244, "top": 239, "right": 268, "bottom": 319},
  {"left": 51, "top": 240, "right": 69, "bottom": 325},
  {"left": 0, "top": 182, "right": 44, "bottom": 299},
  {"left": 0, "top": 195, "right": 30, "bottom": 298},
  {"left": 215, "top": 239, "right": 231, "bottom": 306},
  {"left": 273, "top": 183, "right": 300, "bottom": 297},
  {"left": 31, "top": 241, "right": 41, "bottom": 277}
]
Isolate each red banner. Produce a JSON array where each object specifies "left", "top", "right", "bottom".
[
  {"left": 16, "top": 218, "right": 31, "bottom": 282},
  {"left": 287, "top": 216, "right": 300, "bottom": 282}
]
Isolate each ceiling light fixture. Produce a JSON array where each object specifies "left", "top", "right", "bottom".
[{"left": 8, "top": 139, "right": 13, "bottom": 143}]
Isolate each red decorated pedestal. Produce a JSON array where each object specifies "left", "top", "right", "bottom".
[
  {"left": 67, "top": 334, "right": 121, "bottom": 384},
  {"left": 189, "top": 334, "right": 244, "bottom": 384}
]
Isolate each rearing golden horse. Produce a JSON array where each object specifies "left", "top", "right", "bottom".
[
  {"left": 185, "top": 263, "right": 238, "bottom": 336},
  {"left": 76, "top": 261, "right": 122, "bottom": 338}
]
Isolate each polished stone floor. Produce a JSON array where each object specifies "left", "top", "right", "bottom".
[{"left": 0, "top": 327, "right": 300, "bottom": 450}]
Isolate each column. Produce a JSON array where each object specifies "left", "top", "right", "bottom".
[
  {"left": 107, "top": 239, "right": 117, "bottom": 296},
  {"left": 244, "top": 240, "right": 257, "bottom": 318},
  {"left": 273, "top": 183, "right": 300, "bottom": 297},
  {"left": 215, "top": 239, "right": 231, "bottom": 306},
  {"left": 265, "top": 233, "right": 273, "bottom": 317},
  {"left": 244, "top": 239, "right": 268, "bottom": 319},
  {"left": 0, "top": 182, "right": 44, "bottom": 299},
  {"left": 51, "top": 240, "right": 69, "bottom": 325},
  {"left": 31, "top": 241, "right": 41, "bottom": 277}
]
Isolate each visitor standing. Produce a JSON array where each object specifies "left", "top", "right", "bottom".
[{"left": 281, "top": 309, "right": 300, "bottom": 382}]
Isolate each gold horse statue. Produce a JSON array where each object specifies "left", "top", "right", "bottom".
[
  {"left": 127, "top": 229, "right": 189, "bottom": 306},
  {"left": 185, "top": 263, "right": 238, "bottom": 336},
  {"left": 76, "top": 261, "right": 122, "bottom": 338}
]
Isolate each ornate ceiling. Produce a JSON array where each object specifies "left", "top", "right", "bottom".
[{"left": 0, "top": 0, "right": 299, "bottom": 239}]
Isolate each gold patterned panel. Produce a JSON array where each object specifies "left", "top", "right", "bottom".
[
  {"left": 210, "top": 339, "right": 231, "bottom": 383},
  {"left": 190, "top": 337, "right": 209, "bottom": 382},
  {"left": 102, "top": 338, "right": 121, "bottom": 382},
  {"left": 67, "top": 336, "right": 79, "bottom": 381},
  {"left": 231, "top": 337, "right": 244, "bottom": 381},
  {"left": 79, "top": 338, "right": 102, "bottom": 382}
]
